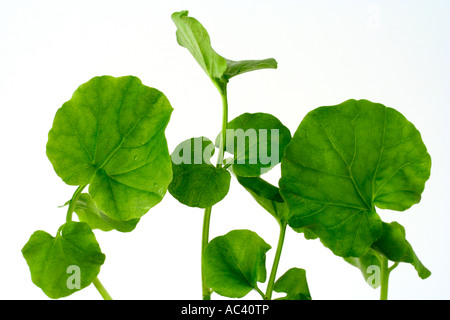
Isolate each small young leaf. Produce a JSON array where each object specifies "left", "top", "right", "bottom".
[
  {"left": 46, "top": 76, "right": 173, "bottom": 221},
  {"left": 373, "top": 222, "right": 431, "bottom": 279},
  {"left": 169, "top": 137, "right": 230, "bottom": 208},
  {"left": 171, "top": 11, "right": 277, "bottom": 92},
  {"left": 273, "top": 268, "right": 311, "bottom": 300},
  {"left": 22, "top": 222, "right": 105, "bottom": 299},
  {"left": 216, "top": 112, "right": 291, "bottom": 176},
  {"left": 74, "top": 193, "right": 139, "bottom": 232},
  {"left": 223, "top": 58, "right": 278, "bottom": 81},
  {"left": 203, "top": 230, "right": 271, "bottom": 298},
  {"left": 280, "top": 99, "right": 431, "bottom": 257}
]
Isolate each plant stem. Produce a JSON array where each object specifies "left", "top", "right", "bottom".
[
  {"left": 216, "top": 87, "right": 228, "bottom": 168},
  {"left": 200, "top": 87, "right": 229, "bottom": 300},
  {"left": 66, "top": 185, "right": 87, "bottom": 222},
  {"left": 201, "top": 206, "right": 213, "bottom": 300},
  {"left": 265, "top": 221, "right": 287, "bottom": 300},
  {"left": 380, "top": 255, "right": 390, "bottom": 300},
  {"left": 92, "top": 277, "right": 113, "bottom": 300},
  {"left": 66, "top": 186, "right": 112, "bottom": 300}
]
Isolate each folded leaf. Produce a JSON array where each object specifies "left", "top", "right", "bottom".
[
  {"left": 235, "top": 175, "right": 288, "bottom": 223},
  {"left": 280, "top": 99, "right": 431, "bottom": 257},
  {"left": 223, "top": 58, "right": 278, "bottom": 80},
  {"left": 202, "top": 229, "right": 271, "bottom": 298},
  {"left": 171, "top": 11, "right": 277, "bottom": 92},
  {"left": 373, "top": 222, "right": 431, "bottom": 279},
  {"left": 274, "top": 268, "right": 311, "bottom": 300},
  {"left": 74, "top": 193, "right": 139, "bottom": 232},
  {"left": 46, "top": 76, "right": 173, "bottom": 221},
  {"left": 216, "top": 112, "right": 291, "bottom": 176},
  {"left": 22, "top": 222, "right": 105, "bottom": 299},
  {"left": 169, "top": 137, "right": 230, "bottom": 208}
]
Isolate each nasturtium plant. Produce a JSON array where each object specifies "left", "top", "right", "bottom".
[
  {"left": 47, "top": 75, "right": 173, "bottom": 221},
  {"left": 24, "top": 10, "right": 433, "bottom": 301},
  {"left": 23, "top": 75, "right": 174, "bottom": 299},
  {"left": 171, "top": 10, "right": 289, "bottom": 300},
  {"left": 280, "top": 99, "right": 431, "bottom": 257},
  {"left": 279, "top": 99, "right": 431, "bottom": 299}
]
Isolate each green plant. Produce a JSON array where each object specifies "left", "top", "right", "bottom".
[
  {"left": 22, "top": 76, "right": 173, "bottom": 299},
  {"left": 22, "top": 10, "right": 431, "bottom": 301}
]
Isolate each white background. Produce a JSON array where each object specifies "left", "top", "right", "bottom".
[{"left": 0, "top": 0, "right": 449, "bottom": 300}]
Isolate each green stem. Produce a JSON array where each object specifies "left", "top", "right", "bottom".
[
  {"left": 201, "top": 206, "right": 213, "bottom": 300},
  {"left": 255, "top": 286, "right": 266, "bottom": 300},
  {"left": 66, "top": 186, "right": 112, "bottom": 300},
  {"left": 200, "top": 86, "right": 229, "bottom": 300},
  {"left": 66, "top": 185, "right": 87, "bottom": 222},
  {"left": 92, "top": 277, "right": 113, "bottom": 300},
  {"left": 380, "top": 255, "right": 390, "bottom": 300},
  {"left": 265, "top": 221, "right": 287, "bottom": 300},
  {"left": 216, "top": 87, "right": 228, "bottom": 168}
]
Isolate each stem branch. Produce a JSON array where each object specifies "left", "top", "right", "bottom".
[
  {"left": 92, "top": 277, "right": 113, "bottom": 300},
  {"left": 200, "top": 86, "right": 229, "bottom": 300},
  {"left": 265, "top": 221, "right": 287, "bottom": 300},
  {"left": 380, "top": 255, "right": 390, "bottom": 300},
  {"left": 66, "top": 185, "right": 87, "bottom": 222}
]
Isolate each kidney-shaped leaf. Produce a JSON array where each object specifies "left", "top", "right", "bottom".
[
  {"left": 280, "top": 99, "right": 431, "bottom": 257},
  {"left": 203, "top": 229, "right": 271, "bottom": 298},
  {"left": 46, "top": 76, "right": 173, "bottom": 221},
  {"left": 22, "top": 222, "right": 105, "bottom": 299},
  {"left": 169, "top": 137, "right": 231, "bottom": 208}
]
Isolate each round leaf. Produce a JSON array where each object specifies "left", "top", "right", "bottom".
[
  {"left": 169, "top": 137, "right": 230, "bottom": 208},
  {"left": 22, "top": 222, "right": 105, "bottom": 299},
  {"left": 46, "top": 76, "right": 173, "bottom": 221},
  {"left": 216, "top": 112, "right": 291, "bottom": 176},
  {"left": 202, "top": 229, "right": 271, "bottom": 298},
  {"left": 280, "top": 99, "right": 431, "bottom": 257}
]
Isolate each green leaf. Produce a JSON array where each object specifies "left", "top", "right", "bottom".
[
  {"left": 280, "top": 99, "right": 431, "bottom": 257},
  {"left": 235, "top": 175, "right": 289, "bottom": 223},
  {"left": 373, "top": 222, "right": 431, "bottom": 279},
  {"left": 217, "top": 112, "right": 291, "bottom": 176},
  {"left": 171, "top": 11, "right": 277, "bottom": 92},
  {"left": 46, "top": 76, "right": 173, "bottom": 221},
  {"left": 168, "top": 137, "right": 230, "bottom": 208},
  {"left": 273, "top": 268, "right": 311, "bottom": 300},
  {"left": 74, "top": 193, "right": 139, "bottom": 232},
  {"left": 223, "top": 58, "right": 278, "bottom": 81},
  {"left": 203, "top": 229, "right": 271, "bottom": 298},
  {"left": 22, "top": 222, "right": 105, "bottom": 299}
]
